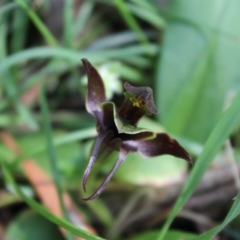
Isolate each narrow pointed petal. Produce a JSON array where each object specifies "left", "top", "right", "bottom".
[
  {"left": 123, "top": 133, "right": 192, "bottom": 164},
  {"left": 82, "top": 147, "right": 128, "bottom": 201},
  {"left": 97, "top": 138, "right": 122, "bottom": 165},
  {"left": 82, "top": 58, "right": 106, "bottom": 116},
  {"left": 82, "top": 131, "right": 114, "bottom": 192},
  {"left": 124, "top": 82, "right": 158, "bottom": 114}
]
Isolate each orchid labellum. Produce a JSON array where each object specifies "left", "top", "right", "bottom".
[{"left": 81, "top": 58, "right": 192, "bottom": 201}]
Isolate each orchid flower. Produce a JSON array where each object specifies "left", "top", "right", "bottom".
[{"left": 81, "top": 58, "right": 192, "bottom": 201}]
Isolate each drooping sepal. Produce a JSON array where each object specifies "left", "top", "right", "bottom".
[
  {"left": 83, "top": 145, "right": 127, "bottom": 201},
  {"left": 123, "top": 133, "right": 192, "bottom": 164},
  {"left": 82, "top": 131, "right": 114, "bottom": 192}
]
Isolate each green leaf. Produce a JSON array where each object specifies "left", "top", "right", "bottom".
[
  {"left": 156, "top": 0, "right": 240, "bottom": 142},
  {"left": 113, "top": 153, "right": 188, "bottom": 186}
]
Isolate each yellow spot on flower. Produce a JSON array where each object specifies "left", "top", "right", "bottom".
[{"left": 130, "top": 97, "right": 146, "bottom": 109}]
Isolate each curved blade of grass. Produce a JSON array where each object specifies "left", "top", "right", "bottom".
[
  {"left": 127, "top": 3, "right": 166, "bottom": 29},
  {"left": 0, "top": 10, "right": 38, "bottom": 130},
  {"left": 40, "top": 83, "right": 74, "bottom": 240},
  {"left": 15, "top": 0, "right": 58, "bottom": 46},
  {"left": 0, "top": 45, "right": 158, "bottom": 73},
  {"left": 1, "top": 163, "right": 105, "bottom": 240},
  {"left": 195, "top": 191, "right": 240, "bottom": 239},
  {"left": 87, "top": 31, "right": 157, "bottom": 51},
  {"left": 157, "top": 91, "right": 240, "bottom": 240},
  {"left": 114, "top": 0, "right": 149, "bottom": 44},
  {"left": 20, "top": 57, "right": 148, "bottom": 94}
]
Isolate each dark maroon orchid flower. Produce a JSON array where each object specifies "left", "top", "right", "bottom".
[{"left": 81, "top": 58, "right": 192, "bottom": 201}]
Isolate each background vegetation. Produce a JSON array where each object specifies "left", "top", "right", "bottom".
[{"left": 1, "top": 0, "right": 240, "bottom": 239}]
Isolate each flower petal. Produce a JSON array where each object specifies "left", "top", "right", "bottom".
[
  {"left": 118, "top": 93, "right": 146, "bottom": 125},
  {"left": 82, "top": 131, "right": 114, "bottom": 192},
  {"left": 82, "top": 147, "right": 128, "bottom": 201},
  {"left": 82, "top": 58, "right": 106, "bottom": 117},
  {"left": 100, "top": 101, "right": 117, "bottom": 133},
  {"left": 123, "top": 133, "right": 192, "bottom": 164},
  {"left": 124, "top": 82, "right": 158, "bottom": 114},
  {"left": 101, "top": 101, "right": 152, "bottom": 134}
]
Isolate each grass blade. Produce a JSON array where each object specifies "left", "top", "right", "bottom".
[
  {"left": 196, "top": 191, "right": 240, "bottom": 239},
  {"left": 63, "top": 0, "right": 73, "bottom": 48},
  {"left": 127, "top": 2, "right": 166, "bottom": 29},
  {"left": 114, "top": 0, "right": 149, "bottom": 44},
  {"left": 157, "top": 91, "right": 240, "bottom": 239},
  {"left": 0, "top": 7, "right": 38, "bottom": 129},
  {"left": 10, "top": 0, "right": 30, "bottom": 53},
  {"left": 87, "top": 30, "right": 157, "bottom": 50},
  {"left": 15, "top": 0, "right": 58, "bottom": 46},
  {"left": 0, "top": 45, "right": 158, "bottom": 73},
  {"left": 1, "top": 163, "right": 105, "bottom": 240},
  {"left": 73, "top": 0, "right": 94, "bottom": 36},
  {"left": 39, "top": 83, "right": 74, "bottom": 240}
]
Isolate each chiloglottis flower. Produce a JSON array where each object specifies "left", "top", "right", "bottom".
[{"left": 81, "top": 58, "right": 192, "bottom": 201}]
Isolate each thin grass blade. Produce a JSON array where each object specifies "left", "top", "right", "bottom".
[
  {"left": 157, "top": 91, "right": 240, "bottom": 239},
  {"left": 15, "top": 0, "right": 58, "bottom": 46},
  {"left": 1, "top": 163, "right": 105, "bottom": 240}
]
